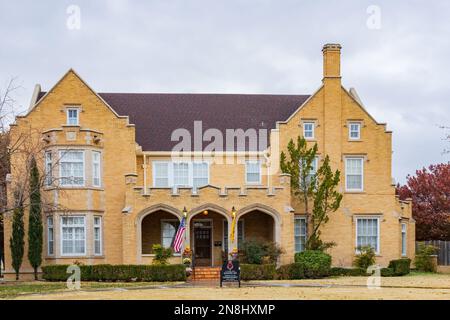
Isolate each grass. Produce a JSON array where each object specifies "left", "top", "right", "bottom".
[{"left": 0, "top": 281, "right": 170, "bottom": 299}]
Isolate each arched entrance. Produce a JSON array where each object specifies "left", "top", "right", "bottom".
[
  {"left": 187, "top": 204, "right": 231, "bottom": 267},
  {"left": 136, "top": 204, "right": 182, "bottom": 257}
]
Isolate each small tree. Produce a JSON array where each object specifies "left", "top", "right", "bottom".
[
  {"left": 9, "top": 193, "right": 24, "bottom": 280},
  {"left": 280, "top": 137, "right": 342, "bottom": 251},
  {"left": 28, "top": 157, "right": 43, "bottom": 280}
]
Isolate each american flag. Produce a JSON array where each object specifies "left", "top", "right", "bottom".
[{"left": 173, "top": 217, "right": 186, "bottom": 253}]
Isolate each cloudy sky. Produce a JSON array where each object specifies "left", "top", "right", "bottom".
[{"left": 1, "top": 0, "right": 449, "bottom": 183}]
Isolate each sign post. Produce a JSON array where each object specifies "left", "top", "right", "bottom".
[{"left": 220, "top": 260, "right": 240, "bottom": 287}]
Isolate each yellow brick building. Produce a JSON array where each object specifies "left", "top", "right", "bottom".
[{"left": 3, "top": 44, "right": 414, "bottom": 279}]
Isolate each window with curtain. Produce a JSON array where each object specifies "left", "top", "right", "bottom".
[
  {"left": 92, "top": 151, "right": 101, "bottom": 187},
  {"left": 60, "top": 150, "right": 84, "bottom": 186},
  {"left": 345, "top": 157, "right": 363, "bottom": 191},
  {"left": 173, "top": 162, "right": 189, "bottom": 187},
  {"left": 356, "top": 217, "right": 379, "bottom": 253},
  {"left": 61, "top": 216, "right": 86, "bottom": 255}
]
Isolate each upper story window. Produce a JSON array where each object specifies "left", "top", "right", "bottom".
[
  {"left": 303, "top": 122, "right": 315, "bottom": 139},
  {"left": 66, "top": 108, "right": 79, "bottom": 126},
  {"left": 61, "top": 216, "right": 86, "bottom": 256},
  {"left": 300, "top": 157, "right": 318, "bottom": 189},
  {"left": 60, "top": 150, "right": 85, "bottom": 186},
  {"left": 45, "top": 151, "right": 52, "bottom": 186},
  {"left": 152, "top": 161, "right": 209, "bottom": 189},
  {"left": 245, "top": 160, "right": 261, "bottom": 184},
  {"left": 345, "top": 157, "right": 364, "bottom": 191},
  {"left": 356, "top": 217, "right": 379, "bottom": 254},
  {"left": 92, "top": 151, "right": 101, "bottom": 187},
  {"left": 349, "top": 122, "right": 361, "bottom": 140}
]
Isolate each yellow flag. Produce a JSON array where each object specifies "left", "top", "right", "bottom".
[{"left": 230, "top": 214, "right": 237, "bottom": 242}]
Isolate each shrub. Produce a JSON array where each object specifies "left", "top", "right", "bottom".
[
  {"left": 330, "top": 267, "right": 367, "bottom": 277},
  {"left": 42, "top": 264, "right": 186, "bottom": 282},
  {"left": 294, "top": 250, "right": 332, "bottom": 278},
  {"left": 415, "top": 244, "right": 437, "bottom": 273},
  {"left": 240, "top": 264, "right": 276, "bottom": 280},
  {"left": 388, "top": 258, "right": 411, "bottom": 276},
  {"left": 276, "top": 263, "right": 305, "bottom": 280},
  {"left": 380, "top": 267, "right": 394, "bottom": 277},
  {"left": 240, "top": 240, "right": 283, "bottom": 265},
  {"left": 152, "top": 244, "right": 173, "bottom": 265},
  {"left": 353, "top": 246, "right": 376, "bottom": 270}
]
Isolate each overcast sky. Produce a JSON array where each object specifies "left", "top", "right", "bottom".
[{"left": 1, "top": 0, "right": 449, "bottom": 183}]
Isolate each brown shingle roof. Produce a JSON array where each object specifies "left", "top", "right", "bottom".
[{"left": 38, "top": 92, "right": 310, "bottom": 151}]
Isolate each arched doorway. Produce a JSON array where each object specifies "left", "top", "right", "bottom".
[{"left": 187, "top": 204, "right": 231, "bottom": 267}]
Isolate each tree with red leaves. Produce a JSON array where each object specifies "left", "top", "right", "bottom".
[{"left": 396, "top": 163, "right": 450, "bottom": 240}]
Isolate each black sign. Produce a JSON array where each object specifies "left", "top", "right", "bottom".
[{"left": 220, "top": 260, "right": 240, "bottom": 287}]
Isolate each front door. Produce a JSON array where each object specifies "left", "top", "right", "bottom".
[{"left": 194, "top": 226, "right": 212, "bottom": 266}]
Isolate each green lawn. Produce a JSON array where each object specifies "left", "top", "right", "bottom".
[{"left": 0, "top": 281, "right": 169, "bottom": 299}]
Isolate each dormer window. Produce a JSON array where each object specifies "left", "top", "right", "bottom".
[{"left": 67, "top": 108, "right": 79, "bottom": 125}]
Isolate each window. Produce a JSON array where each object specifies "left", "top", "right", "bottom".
[
  {"left": 153, "top": 162, "right": 169, "bottom": 187},
  {"left": 193, "top": 162, "right": 209, "bottom": 188},
  {"left": 303, "top": 122, "right": 315, "bottom": 139},
  {"left": 401, "top": 223, "right": 407, "bottom": 256},
  {"left": 245, "top": 160, "right": 261, "bottom": 184},
  {"left": 47, "top": 216, "right": 54, "bottom": 255},
  {"left": 345, "top": 157, "right": 364, "bottom": 191},
  {"left": 152, "top": 161, "right": 209, "bottom": 188},
  {"left": 294, "top": 217, "right": 307, "bottom": 253},
  {"left": 60, "top": 150, "right": 85, "bottom": 186},
  {"left": 356, "top": 217, "right": 379, "bottom": 254},
  {"left": 161, "top": 220, "right": 179, "bottom": 249},
  {"left": 66, "top": 108, "right": 79, "bottom": 125},
  {"left": 300, "top": 157, "right": 318, "bottom": 189},
  {"left": 45, "top": 151, "right": 52, "bottom": 186},
  {"left": 223, "top": 220, "right": 244, "bottom": 253},
  {"left": 94, "top": 216, "right": 102, "bottom": 255},
  {"left": 173, "top": 162, "right": 189, "bottom": 187},
  {"left": 61, "top": 216, "right": 86, "bottom": 255},
  {"left": 92, "top": 151, "right": 101, "bottom": 187},
  {"left": 349, "top": 122, "right": 361, "bottom": 140}
]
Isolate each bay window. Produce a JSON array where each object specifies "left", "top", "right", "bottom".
[
  {"left": 92, "top": 151, "right": 101, "bottom": 187},
  {"left": 60, "top": 150, "right": 85, "bottom": 186},
  {"left": 45, "top": 151, "right": 52, "bottom": 186}
]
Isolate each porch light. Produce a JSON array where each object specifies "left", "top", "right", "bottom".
[
  {"left": 183, "top": 206, "right": 188, "bottom": 217},
  {"left": 202, "top": 210, "right": 209, "bottom": 216},
  {"left": 231, "top": 206, "right": 236, "bottom": 217}
]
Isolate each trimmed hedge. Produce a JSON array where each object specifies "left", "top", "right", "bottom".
[
  {"left": 42, "top": 264, "right": 186, "bottom": 282},
  {"left": 388, "top": 258, "right": 411, "bottom": 276},
  {"left": 330, "top": 267, "right": 367, "bottom": 277},
  {"left": 240, "top": 264, "right": 276, "bottom": 280},
  {"left": 380, "top": 267, "right": 395, "bottom": 277},
  {"left": 276, "top": 263, "right": 305, "bottom": 280},
  {"left": 294, "top": 250, "right": 332, "bottom": 278}
]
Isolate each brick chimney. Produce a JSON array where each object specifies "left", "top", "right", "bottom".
[{"left": 322, "top": 43, "right": 342, "bottom": 79}]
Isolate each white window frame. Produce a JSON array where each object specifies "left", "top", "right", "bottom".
[
  {"left": 345, "top": 157, "right": 364, "bottom": 192},
  {"left": 355, "top": 217, "right": 380, "bottom": 255},
  {"left": 59, "top": 150, "right": 85, "bottom": 187},
  {"left": 92, "top": 151, "right": 102, "bottom": 187},
  {"left": 245, "top": 160, "right": 262, "bottom": 185},
  {"left": 152, "top": 161, "right": 210, "bottom": 188},
  {"left": 401, "top": 223, "right": 407, "bottom": 257},
  {"left": 192, "top": 162, "right": 210, "bottom": 189},
  {"left": 94, "top": 216, "right": 103, "bottom": 256},
  {"left": 45, "top": 151, "right": 52, "bottom": 186},
  {"left": 66, "top": 107, "right": 79, "bottom": 126},
  {"left": 349, "top": 122, "right": 361, "bottom": 140},
  {"left": 47, "top": 216, "right": 54, "bottom": 256},
  {"left": 60, "top": 216, "right": 86, "bottom": 256},
  {"left": 294, "top": 216, "right": 308, "bottom": 253},
  {"left": 303, "top": 122, "right": 315, "bottom": 140}
]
